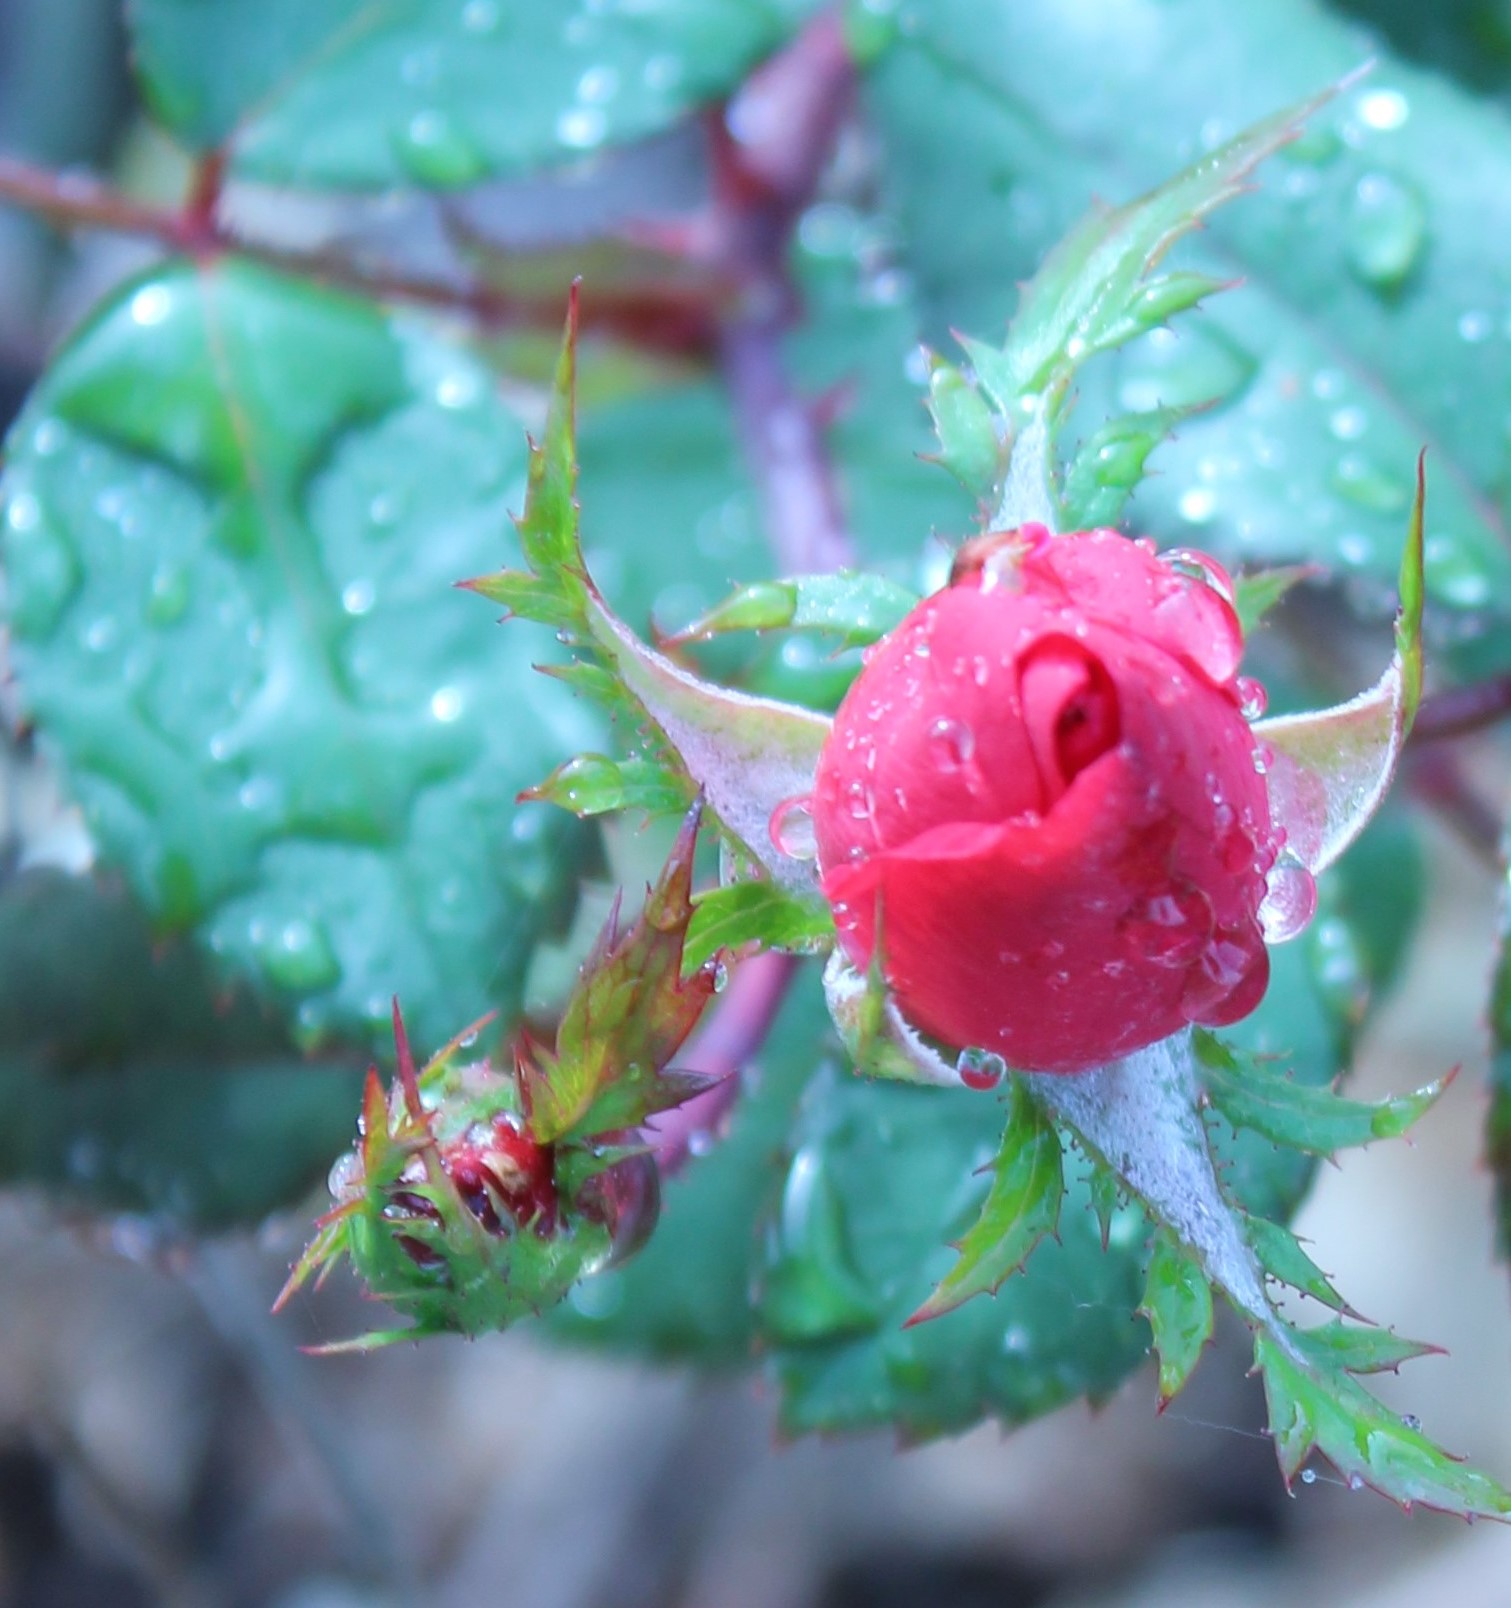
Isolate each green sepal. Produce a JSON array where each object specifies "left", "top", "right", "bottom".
[
  {"left": 683, "top": 880, "right": 835, "bottom": 974},
  {"left": 925, "top": 354, "right": 1005, "bottom": 500},
  {"left": 907, "top": 1080, "right": 1063, "bottom": 1324},
  {"left": 1138, "top": 1231, "right": 1214, "bottom": 1407},
  {"left": 523, "top": 803, "right": 717, "bottom": 1145},
  {"left": 1256, "top": 1331, "right": 1511, "bottom": 1517},
  {"left": 1195, "top": 1031, "right": 1448, "bottom": 1153}
]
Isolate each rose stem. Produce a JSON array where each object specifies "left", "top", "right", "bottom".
[{"left": 654, "top": 15, "right": 860, "bottom": 1166}]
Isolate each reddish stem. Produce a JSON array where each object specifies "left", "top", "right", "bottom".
[
  {"left": 649, "top": 952, "right": 800, "bottom": 1173},
  {"left": 1410, "top": 673, "right": 1511, "bottom": 744}
]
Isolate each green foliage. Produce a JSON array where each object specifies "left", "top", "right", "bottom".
[
  {"left": 1139, "top": 1233, "right": 1213, "bottom": 1406},
  {"left": 863, "top": 0, "right": 1511, "bottom": 641},
  {"left": 909, "top": 1080, "right": 1063, "bottom": 1323},
  {"left": 1, "top": 259, "right": 590, "bottom": 1059},
  {"left": 683, "top": 881, "right": 833, "bottom": 974},
  {"left": 0, "top": 868, "right": 360, "bottom": 1226},
  {"left": 672, "top": 572, "right": 920, "bottom": 652},
  {"left": 129, "top": 0, "right": 820, "bottom": 187}
]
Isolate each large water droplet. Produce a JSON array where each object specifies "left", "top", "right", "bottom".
[
  {"left": 1160, "top": 547, "right": 1236, "bottom": 606},
  {"left": 956, "top": 1047, "right": 1007, "bottom": 1091},
  {"left": 258, "top": 916, "right": 340, "bottom": 993},
  {"left": 1345, "top": 171, "right": 1426, "bottom": 292},
  {"left": 769, "top": 794, "right": 817, "bottom": 860},
  {"left": 1178, "top": 929, "right": 1265, "bottom": 1024},
  {"left": 395, "top": 110, "right": 488, "bottom": 187},
  {"left": 1258, "top": 854, "right": 1318, "bottom": 943},
  {"left": 928, "top": 716, "right": 975, "bottom": 771},
  {"left": 1329, "top": 452, "right": 1409, "bottom": 513},
  {"left": 1235, "top": 676, "right": 1267, "bottom": 720},
  {"left": 1120, "top": 886, "right": 1214, "bottom": 967},
  {"left": 327, "top": 1149, "right": 363, "bottom": 1202}
]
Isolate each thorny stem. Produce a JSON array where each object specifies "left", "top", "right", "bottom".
[
  {"left": 648, "top": 18, "right": 859, "bottom": 1169},
  {"left": 1410, "top": 673, "right": 1511, "bottom": 744},
  {"left": 0, "top": 152, "right": 719, "bottom": 355},
  {"left": 709, "top": 13, "right": 858, "bottom": 574}
]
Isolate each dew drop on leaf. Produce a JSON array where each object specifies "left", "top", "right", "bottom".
[
  {"left": 1345, "top": 171, "right": 1427, "bottom": 292},
  {"left": 769, "top": 794, "right": 817, "bottom": 861}
]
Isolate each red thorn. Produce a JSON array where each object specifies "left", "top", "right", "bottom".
[{"left": 391, "top": 998, "right": 425, "bottom": 1122}]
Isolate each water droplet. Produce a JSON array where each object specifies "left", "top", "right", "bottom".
[
  {"left": 258, "top": 916, "right": 340, "bottom": 993},
  {"left": 328, "top": 1149, "right": 363, "bottom": 1201},
  {"left": 1178, "top": 486, "right": 1217, "bottom": 524},
  {"left": 435, "top": 369, "right": 483, "bottom": 410},
  {"left": 146, "top": 563, "right": 191, "bottom": 627},
  {"left": 395, "top": 110, "right": 488, "bottom": 187},
  {"left": 342, "top": 578, "right": 376, "bottom": 616},
  {"left": 556, "top": 105, "right": 607, "bottom": 149},
  {"left": 709, "top": 959, "right": 730, "bottom": 995},
  {"left": 642, "top": 53, "right": 682, "bottom": 92},
  {"left": 769, "top": 794, "right": 817, "bottom": 860},
  {"left": 956, "top": 1047, "right": 1007, "bottom": 1090},
  {"left": 1458, "top": 308, "right": 1493, "bottom": 344},
  {"left": 576, "top": 64, "right": 619, "bottom": 103},
  {"left": 1345, "top": 172, "right": 1426, "bottom": 291},
  {"left": 1236, "top": 676, "right": 1267, "bottom": 720},
  {"left": 928, "top": 716, "right": 975, "bottom": 771},
  {"left": 1329, "top": 452, "right": 1409, "bottom": 513},
  {"left": 1300, "top": 1467, "right": 1318, "bottom": 1486},
  {"left": 1161, "top": 547, "right": 1236, "bottom": 606},
  {"left": 369, "top": 491, "right": 401, "bottom": 530},
  {"left": 430, "top": 686, "right": 464, "bottom": 722},
  {"left": 1120, "top": 887, "right": 1214, "bottom": 967},
  {"left": 7, "top": 492, "right": 40, "bottom": 532},
  {"left": 1401, "top": 1413, "right": 1422, "bottom": 1432},
  {"left": 1357, "top": 88, "right": 1409, "bottom": 131},
  {"left": 1179, "top": 930, "right": 1266, "bottom": 1024},
  {"left": 83, "top": 614, "right": 120, "bottom": 653},
  {"left": 1259, "top": 854, "right": 1318, "bottom": 943},
  {"left": 130, "top": 284, "right": 173, "bottom": 328},
  {"left": 1347, "top": 1473, "right": 1365, "bottom": 1492},
  {"left": 460, "top": 0, "right": 499, "bottom": 32},
  {"left": 1329, "top": 405, "right": 1367, "bottom": 441}
]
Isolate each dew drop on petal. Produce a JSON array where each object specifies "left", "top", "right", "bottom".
[
  {"left": 928, "top": 716, "right": 975, "bottom": 771},
  {"left": 957, "top": 1047, "right": 1007, "bottom": 1090},
  {"left": 1236, "top": 675, "right": 1268, "bottom": 720},
  {"left": 769, "top": 793, "right": 817, "bottom": 860},
  {"left": 1178, "top": 928, "right": 1268, "bottom": 1024},
  {"left": 1160, "top": 547, "right": 1237, "bottom": 606},
  {"left": 1258, "top": 854, "right": 1318, "bottom": 944},
  {"left": 1119, "top": 886, "right": 1214, "bottom": 968}
]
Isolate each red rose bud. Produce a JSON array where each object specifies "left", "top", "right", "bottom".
[{"left": 812, "top": 527, "right": 1292, "bottom": 1074}]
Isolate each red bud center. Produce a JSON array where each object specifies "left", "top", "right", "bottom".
[{"left": 1018, "top": 638, "right": 1121, "bottom": 809}]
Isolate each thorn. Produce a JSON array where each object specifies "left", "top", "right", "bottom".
[{"left": 391, "top": 998, "right": 425, "bottom": 1122}]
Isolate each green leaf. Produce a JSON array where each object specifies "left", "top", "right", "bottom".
[
  {"left": 1291, "top": 1320, "right": 1443, "bottom": 1375},
  {"left": 861, "top": 0, "right": 1511, "bottom": 634},
  {"left": 1060, "top": 406, "right": 1195, "bottom": 531},
  {"left": 1257, "top": 464, "right": 1425, "bottom": 874},
  {"left": 683, "top": 880, "right": 834, "bottom": 973},
  {"left": 0, "top": 868, "right": 361, "bottom": 1226},
  {"left": 908, "top": 1080, "right": 1064, "bottom": 1323},
  {"left": 1243, "top": 1213, "right": 1365, "bottom": 1319},
  {"left": 1233, "top": 564, "right": 1314, "bottom": 635},
  {"left": 1195, "top": 1030, "right": 1446, "bottom": 1153},
  {"left": 130, "top": 0, "right": 819, "bottom": 188},
  {"left": 1, "top": 259, "right": 589, "bottom": 1057},
  {"left": 1256, "top": 1330, "right": 1511, "bottom": 1517},
  {"left": 1139, "top": 1232, "right": 1214, "bottom": 1406},
  {"left": 671, "top": 572, "right": 920, "bottom": 652},
  {"left": 525, "top": 805, "right": 716, "bottom": 1145},
  {"left": 521, "top": 753, "right": 690, "bottom": 819}
]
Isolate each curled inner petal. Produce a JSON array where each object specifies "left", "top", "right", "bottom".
[{"left": 1018, "top": 638, "right": 1122, "bottom": 808}]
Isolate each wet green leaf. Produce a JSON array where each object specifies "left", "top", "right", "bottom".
[
  {"left": 1244, "top": 1213, "right": 1365, "bottom": 1318},
  {"left": 0, "top": 868, "right": 361, "bottom": 1226},
  {"left": 130, "top": 0, "right": 820, "bottom": 187},
  {"left": 1139, "top": 1232, "right": 1213, "bottom": 1406},
  {"left": 1, "top": 259, "right": 590, "bottom": 1057},
  {"left": 862, "top": 0, "right": 1511, "bottom": 636},
  {"left": 673, "top": 572, "right": 919, "bottom": 652},
  {"left": 908, "top": 1080, "right": 1063, "bottom": 1323},
  {"left": 683, "top": 880, "right": 833, "bottom": 973}
]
